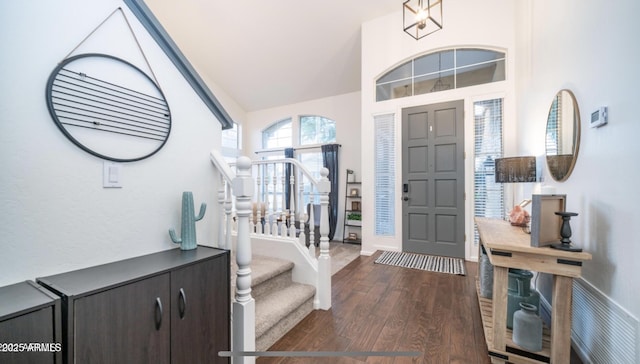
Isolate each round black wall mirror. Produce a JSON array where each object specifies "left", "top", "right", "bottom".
[{"left": 46, "top": 53, "right": 171, "bottom": 162}]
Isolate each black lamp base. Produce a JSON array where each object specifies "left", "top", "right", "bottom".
[{"left": 550, "top": 242, "right": 583, "bottom": 252}]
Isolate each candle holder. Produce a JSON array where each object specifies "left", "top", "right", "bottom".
[{"left": 550, "top": 211, "right": 582, "bottom": 252}]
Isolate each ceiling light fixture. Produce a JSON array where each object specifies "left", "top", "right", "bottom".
[{"left": 403, "top": 0, "right": 443, "bottom": 40}]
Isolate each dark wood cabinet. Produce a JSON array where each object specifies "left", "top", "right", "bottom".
[
  {"left": 0, "top": 280, "right": 62, "bottom": 364},
  {"left": 37, "top": 246, "right": 230, "bottom": 364},
  {"left": 171, "top": 257, "right": 230, "bottom": 363}
]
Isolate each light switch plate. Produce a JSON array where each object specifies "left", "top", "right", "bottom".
[{"left": 103, "top": 161, "right": 122, "bottom": 188}]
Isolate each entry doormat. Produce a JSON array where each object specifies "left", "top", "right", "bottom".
[{"left": 374, "top": 251, "right": 466, "bottom": 276}]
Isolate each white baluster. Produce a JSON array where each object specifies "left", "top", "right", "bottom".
[
  {"left": 298, "top": 170, "right": 305, "bottom": 221},
  {"left": 217, "top": 174, "right": 226, "bottom": 249},
  {"left": 280, "top": 165, "right": 288, "bottom": 237},
  {"left": 280, "top": 212, "right": 287, "bottom": 237},
  {"left": 289, "top": 166, "right": 296, "bottom": 238},
  {"left": 255, "top": 164, "right": 261, "bottom": 234},
  {"left": 232, "top": 156, "right": 255, "bottom": 362},
  {"left": 271, "top": 164, "right": 278, "bottom": 235},
  {"left": 299, "top": 211, "right": 307, "bottom": 248},
  {"left": 255, "top": 203, "right": 262, "bottom": 235},
  {"left": 224, "top": 180, "right": 232, "bottom": 250},
  {"left": 317, "top": 167, "right": 332, "bottom": 310},
  {"left": 308, "top": 193, "right": 316, "bottom": 257},
  {"left": 264, "top": 166, "right": 271, "bottom": 236}
]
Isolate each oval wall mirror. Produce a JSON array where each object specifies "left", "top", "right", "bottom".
[{"left": 545, "top": 89, "right": 580, "bottom": 182}]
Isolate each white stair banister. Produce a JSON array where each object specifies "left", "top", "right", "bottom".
[
  {"left": 232, "top": 156, "right": 255, "bottom": 364},
  {"left": 210, "top": 150, "right": 333, "bottom": 316}
]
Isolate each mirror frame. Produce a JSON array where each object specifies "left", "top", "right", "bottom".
[{"left": 545, "top": 89, "right": 581, "bottom": 182}]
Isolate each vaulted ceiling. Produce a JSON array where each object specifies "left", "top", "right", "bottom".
[{"left": 145, "top": 0, "right": 400, "bottom": 112}]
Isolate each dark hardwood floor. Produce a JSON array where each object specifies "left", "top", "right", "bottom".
[
  {"left": 258, "top": 250, "right": 585, "bottom": 364},
  {"left": 259, "top": 251, "right": 491, "bottom": 364}
]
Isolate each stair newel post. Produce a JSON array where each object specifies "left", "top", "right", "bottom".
[
  {"left": 224, "top": 180, "right": 233, "bottom": 250},
  {"left": 232, "top": 156, "right": 256, "bottom": 363},
  {"left": 317, "top": 167, "right": 332, "bottom": 310},
  {"left": 217, "top": 174, "right": 226, "bottom": 249}
]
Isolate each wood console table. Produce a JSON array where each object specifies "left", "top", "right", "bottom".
[{"left": 475, "top": 218, "right": 592, "bottom": 364}]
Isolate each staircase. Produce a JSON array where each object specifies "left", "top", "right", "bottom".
[
  {"left": 232, "top": 254, "right": 316, "bottom": 351},
  {"left": 211, "top": 152, "right": 332, "bottom": 362}
]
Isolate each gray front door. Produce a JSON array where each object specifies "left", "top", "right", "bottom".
[{"left": 402, "top": 101, "right": 465, "bottom": 258}]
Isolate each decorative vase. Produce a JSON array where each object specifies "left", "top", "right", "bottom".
[
  {"left": 507, "top": 269, "right": 540, "bottom": 329},
  {"left": 169, "top": 191, "right": 207, "bottom": 250},
  {"left": 513, "top": 302, "right": 543, "bottom": 352}
]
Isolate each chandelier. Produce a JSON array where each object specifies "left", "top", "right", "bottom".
[{"left": 403, "top": 0, "right": 443, "bottom": 40}]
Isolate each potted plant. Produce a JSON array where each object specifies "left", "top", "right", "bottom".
[{"left": 347, "top": 212, "right": 362, "bottom": 226}]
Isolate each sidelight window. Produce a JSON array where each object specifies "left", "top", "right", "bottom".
[{"left": 473, "top": 98, "right": 504, "bottom": 245}]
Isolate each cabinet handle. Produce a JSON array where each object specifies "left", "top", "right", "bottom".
[
  {"left": 178, "top": 288, "right": 187, "bottom": 319},
  {"left": 155, "top": 297, "right": 163, "bottom": 330}
]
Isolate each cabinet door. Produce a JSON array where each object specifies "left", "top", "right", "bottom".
[
  {"left": 171, "top": 256, "right": 230, "bottom": 364},
  {"left": 74, "top": 273, "right": 171, "bottom": 364},
  {"left": 0, "top": 307, "right": 55, "bottom": 364}
]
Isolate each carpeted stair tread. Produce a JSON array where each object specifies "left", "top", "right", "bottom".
[
  {"left": 251, "top": 255, "right": 294, "bottom": 287},
  {"left": 255, "top": 282, "right": 316, "bottom": 339},
  {"left": 230, "top": 254, "right": 294, "bottom": 298}
]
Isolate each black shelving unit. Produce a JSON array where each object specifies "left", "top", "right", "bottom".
[{"left": 343, "top": 169, "right": 362, "bottom": 244}]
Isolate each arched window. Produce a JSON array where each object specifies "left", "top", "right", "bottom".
[
  {"left": 376, "top": 48, "right": 506, "bottom": 101},
  {"left": 262, "top": 118, "right": 292, "bottom": 149},
  {"left": 300, "top": 115, "right": 336, "bottom": 145}
]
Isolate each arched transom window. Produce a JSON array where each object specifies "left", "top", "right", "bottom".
[{"left": 376, "top": 48, "right": 506, "bottom": 102}]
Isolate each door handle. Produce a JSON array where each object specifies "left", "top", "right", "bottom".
[
  {"left": 403, "top": 196, "right": 410, "bottom": 201},
  {"left": 178, "top": 288, "right": 187, "bottom": 319},
  {"left": 155, "top": 297, "right": 163, "bottom": 330}
]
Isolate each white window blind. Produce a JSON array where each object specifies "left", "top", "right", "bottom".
[
  {"left": 374, "top": 114, "right": 395, "bottom": 236},
  {"left": 474, "top": 99, "right": 504, "bottom": 245},
  {"left": 545, "top": 94, "right": 562, "bottom": 155}
]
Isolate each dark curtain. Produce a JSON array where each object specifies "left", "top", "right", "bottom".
[
  {"left": 284, "top": 148, "right": 294, "bottom": 210},
  {"left": 321, "top": 144, "right": 339, "bottom": 240}
]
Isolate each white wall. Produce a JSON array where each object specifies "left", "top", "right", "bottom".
[
  {"left": 360, "top": 0, "right": 518, "bottom": 258},
  {"left": 514, "top": 0, "right": 640, "bottom": 320},
  {"left": 244, "top": 91, "right": 362, "bottom": 240},
  {"left": 0, "top": 0, "right": 224, "bottom": 286}
]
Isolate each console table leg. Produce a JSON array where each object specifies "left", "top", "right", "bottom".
[
  {"left": 551, "top": 275, "right": 573, "bottom": 363},
  {"left": 492, "top": 266, "right": 508, "bottom": 351}
]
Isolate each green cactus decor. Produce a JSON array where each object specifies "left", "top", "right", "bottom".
[{"left": 169, "top": 191, "right": 206, "bottom": 250}]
